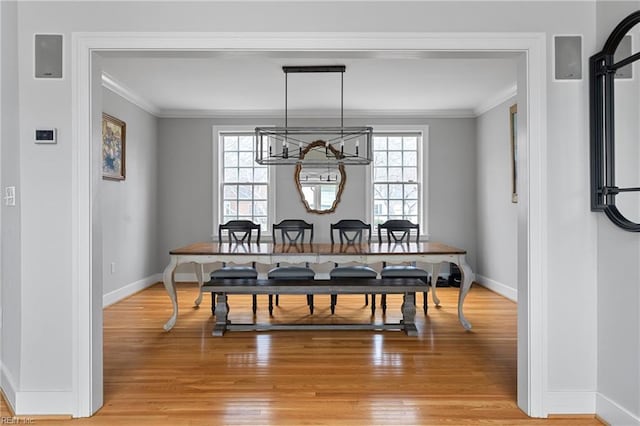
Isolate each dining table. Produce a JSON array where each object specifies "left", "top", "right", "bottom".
[{"left": 161, "top": 241, "right": 475, "bottom": 331}]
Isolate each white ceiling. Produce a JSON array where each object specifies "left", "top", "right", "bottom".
[{"left": 100, "top": 50, "right": 520, "bottom": 117}]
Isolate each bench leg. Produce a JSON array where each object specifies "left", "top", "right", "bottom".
[
  {"left": 252, "top": 294, "right": 257, "bottom": 315},
  {"left": 307, "top": 294, "right": 314, "bottom": 314},
  {"left": 364, "top": 294, "right": 369, "bottom": 306},
  {"left": 401, "top": 292, "right": 418, "bottom": 336},
  {"left": 370, "top": 294, "right": 376, "bottom": 315},
  {"left": 269, "top": 295, "right": 274, "bottom": 316},
  {"left": 330, "top": 294, "right": 337, "bottom": 315},
  {"left": 211, "top": 292, "right": 216, "bottom": 315},
  {"left": 381, "top": 294, "right": 387, "bottom": 315},
  {"left": 213, "top": 293, "right": 229, "bottom": 336}
]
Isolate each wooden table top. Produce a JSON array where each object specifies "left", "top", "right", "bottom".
[{"left": 170, "top": 241, "right": 466, "bottom": 256}]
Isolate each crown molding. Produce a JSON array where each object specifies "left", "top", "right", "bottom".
[
  {"left": 474, "top": 84, "right": 518, "bottom": 116},
  {"left": 159, "top": 108, "right": 476, "bottom": 119},
  {"left": 101, "top": 72, "right": 162, "bottom": 116}
]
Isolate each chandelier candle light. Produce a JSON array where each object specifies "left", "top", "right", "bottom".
[{"left": 255, "top": 65, "right": 373, "bottom": 166}]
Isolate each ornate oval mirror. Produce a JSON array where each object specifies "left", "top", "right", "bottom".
[
  {"left": 294, "top": 140, "right": 346, "bottom": 214},
  {"left": 590, "top": 11, "right": 640, "bottom": 231}
]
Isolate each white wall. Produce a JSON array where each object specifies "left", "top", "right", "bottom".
[
  {"left": 101, "top": 88, "right": 160, "bottom": 304},
  {"left": 5, "top": 0, "right": 599, "bottom": 417},
  {"left": 157, "top": 116, "right": 477, "bottom": 273},
  {"left": 595, "top": 3, "right": 640, "bottom": 425},
  {"left": 476, "top": 97, "right": 518, "bottom": 301},
  {"left": 0, "top": 0, "right": 22, "bottom": 408}
]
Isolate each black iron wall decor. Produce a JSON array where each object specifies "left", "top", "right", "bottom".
[{"left": 590, "top": 10, "right": 640, "bottom": 231}]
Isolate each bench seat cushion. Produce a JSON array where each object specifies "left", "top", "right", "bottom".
[
  {"left": 211, "top": 266, "right": 258, "bottom": 279},
  {"left": 380, "top": 265, "right": 428, "bottom": 278},
  {"left": 330, "top": 265, "right": 378, "bottom": 279},
  {"left": 268, "top": 266, "right": 315, "bottom": 279}
]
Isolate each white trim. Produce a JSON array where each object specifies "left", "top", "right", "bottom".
[
  {"left": 597, "top": 392, "right": 640, "bottom": 426},
  {"left": 475, "top": 274, "right": 517, "bottom": 302},
  {"left": 544, "top": 391, "right": 596, "bottom": 415},
  {"left": 101, "top": 72, "right": 161, "bottom": 116},
  {"left": 161, "top": 108, "right": 476, "bottom": 119},
  {"left": 102, "top": 274, "right": 162, "bottom": 307},
  {"left": 73, "top": 31, "right": 547, "bottom": 418},
  {"left": 474, "top": 84, "right": 517, "bottom": 116},
  {"left": 14, "top": 391, "right": 74, "bottom": 416},
  {"left": 527, "top": 33, "right": 548, "bottom": 418},
  {"left": 21, "top": 0, "right": 609, "bottom": 2},
  {"left": 1, "top": 360, "right": 18, "bottom": 413}
]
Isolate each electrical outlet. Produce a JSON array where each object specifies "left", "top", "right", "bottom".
[{"left": 110, "top": 262, "right": 116, "bottom": 274}]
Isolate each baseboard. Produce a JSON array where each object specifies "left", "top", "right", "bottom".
[
  {"left": 0, "top": 360, "right": 17, "bottom": 414},
  {"left": 103, "top": 273, "right": 162, "bottom": 307},
  {"left": 597, "top": 392, "right": 640, "bottom": 425},
  {"left": 475, "top": 274, "right": 517, "bottom": 301},
  {"left": 13, "top": 390, "right": 73, "bottom": 416},
  {"left": 175, "top": 272, "right": 202, "bottom": 282},
  {"left": 544, "top": 390, "right": 596, "bottom": 415}
]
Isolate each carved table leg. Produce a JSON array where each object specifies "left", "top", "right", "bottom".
[
  {"left": 401, "top": 292, "right": 418, "bottom": 336},
  {"left": 193, "top": 262, "right": 205, "bottom": 306},
  {"left": 162, "top": 257, "right": 179, "bottom": 331},
  {"left": 457, "top": 255, "right": 475, "bottom": 330},
  {"left": 213, "top": 294, "right": 229, "bottom": 336},
  {"left": 429, "top": 262, "right": 443, "bottom": 307}
]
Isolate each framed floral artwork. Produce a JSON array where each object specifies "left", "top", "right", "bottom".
[{"left": 102, "top": 113, "right": 126, "bottom": 180}]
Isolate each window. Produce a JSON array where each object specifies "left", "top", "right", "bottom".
[
  {"left": 219, "top": 132, "right": 270, "bottom": 231},
  {"left": 372, "top": 132, "right": 422, "bottom": 227}
]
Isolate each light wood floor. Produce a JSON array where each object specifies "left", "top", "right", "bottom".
[{"left": 1, "top": 283, "right": 601, "bottom": 425}]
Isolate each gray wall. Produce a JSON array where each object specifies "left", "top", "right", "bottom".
[
  {"left": 0, "top": 0, "right": 22, "bottom": 397},
  {"left": 101, "top": 88, "right": 160, "bottom": 298},
  {"left": 595, "top": 2, "right": 640, "bottom": 424},
  {"left": 476, "top": 97, "right": 518, "bottom": 298},
  {"left": 157, "top": 116, "right": 477, "bottom": 273}
]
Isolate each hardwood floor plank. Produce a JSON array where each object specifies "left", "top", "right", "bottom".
[{"left": 1, "top": 283, "right": 601, "bottom": 425}]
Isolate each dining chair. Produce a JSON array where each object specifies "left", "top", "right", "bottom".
[
  {"left": 268, "top": 219, "right": 316, "bottom": 314},
  {"left": 329, "top": 219, "right": 378, "bottom": 314},
  {"left": 377, "top": 219, "right": 429, "bottom": 314},
  {"left": 209, "top": 220, "right": 261, "bottom": 314}
]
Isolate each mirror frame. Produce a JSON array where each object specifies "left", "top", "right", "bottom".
[
  {"left": 590, "top": 10, "right": 640, "bottom": 231},
  {"left": 294, "top": 140, "right": 347, "bottom": 214}
]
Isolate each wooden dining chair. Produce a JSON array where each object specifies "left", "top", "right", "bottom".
[
  {"left": 268, "top": 219, "right": 316, "bottom": 315},
  {"left": 377, "top": 219, "right": 430, "bottom": 314},
  {"left": 329, "top": 219, "right": 378, "bottom": 314},
  {"left": 209, "top": 220, "right": 261, "bottom": 314}
]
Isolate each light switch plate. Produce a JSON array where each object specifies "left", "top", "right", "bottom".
[
  {"left": 4, "top": 186, "right": 15, "bottom": 206},
  {"left": 35, "top": 128, "right": 57, "bottom": 144}
]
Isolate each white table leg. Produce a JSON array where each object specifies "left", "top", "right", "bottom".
[
  {"left": 162, "top": 256, "right": 179, "bottom": 331},
  {"left": 456, "top": 255, "right": 475, "bottom": 330},
  {"left": 193, "top": 262, "right": 205, "bottom": 306},
  {"left": 429, "top": 262, "right": 442, "bottom": 306}
]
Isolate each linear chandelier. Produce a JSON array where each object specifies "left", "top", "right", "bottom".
[{"left": 255, "top": 65, "right": 373, "bottom": 166}]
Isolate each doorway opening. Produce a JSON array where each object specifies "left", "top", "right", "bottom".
[{"left": 71, "top": 32, "right": 546, "bottom": 418}]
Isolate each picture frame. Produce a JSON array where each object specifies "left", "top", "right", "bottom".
[
  {"left": 102, "top": 113, "right": 126, "bottom": 180},
  {"left": 509, "top": 104, "right": 518, "bottom": 203}
]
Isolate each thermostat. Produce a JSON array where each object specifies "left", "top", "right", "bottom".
[{"left": 35, "top": 128, "right": 57, "bottom": 144}]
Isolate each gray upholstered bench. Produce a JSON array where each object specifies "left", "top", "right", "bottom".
[{"left": 201, "top": 278, "right": 427, "bottom": 336}]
